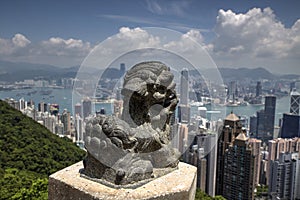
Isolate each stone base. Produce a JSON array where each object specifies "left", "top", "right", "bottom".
[{"left": 48, "top": 161, "right": 197, "bottom": 200}]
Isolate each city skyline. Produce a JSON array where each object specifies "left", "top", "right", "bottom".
[
  {"left": 0, "top": 1, "right": 300, "bottom": 74},
  {"left": 1, "top": 1, "right": 300, "bottom": 199}
]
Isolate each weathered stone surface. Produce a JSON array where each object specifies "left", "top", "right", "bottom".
[
  {"left": 83, "top": 61, "right": 180, "bottom": 185},
  {"left": 48, "top": 161, "right": 197, "bottom": 200}
]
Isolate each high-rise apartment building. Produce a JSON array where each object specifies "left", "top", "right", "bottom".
[
  {"left": 222, "top": 131, "right": 256, "bottom": 200},
  {"left": 248, "top": 138, "right": 262, "bottom": 186},
  {"left": 74, "top": 114, "right": 84, "bottom": 147},
  {"left": 269, "top": 152, "right": 300, "bottom": 200},
  {"left": 267, "top": 138, "right": 300, "bottom": 185},
  {"left": 216, "top": 112, "right": 242, "bottom": 195},
  {"left": 38, "top": 102, "right": 48, "bottom": 113},
  {"left": 61, "top": 109, "right": 71, "bottom": 135},
  {"left": 177, "top": 123, "right": 189, "bottom": 154},
  {"left": 187, "top": 130, "right": 217, "bottom": 196}
]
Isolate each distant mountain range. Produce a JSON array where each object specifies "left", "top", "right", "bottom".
[
  {"left": 0, "top": 60, "right": 79, "bottom": 82},
  {"left": 0, "top": 60, "right": 299, "bottom": 83},
  {"left": 218, "top": 67, "right": 300, "bottom": 81}
]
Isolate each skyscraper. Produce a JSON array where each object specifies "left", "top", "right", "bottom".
[
  {"left": 248, "top": 138, "right": 262, "bottom": 186},
  {"left": 178, "top": 105, "right": 190, "bottom": 123},
  {"left": 269, "top": 152, "right": 300, "bottom": 200},
  {"left": 256, "top": 109, "right": 265, "bottom": 139},
  {"left": 187, "top": 130, "right": 218, "bottom": 196},
  {"left": 267, "top": 138, "right": 300, "bottom": 185},
  {"left": 290, "top": 89, "right": 300, "bottom": 115},
  {"left": 256, "top": 81, "right": 262, "bottom": 97},
  {"left": 222, "top": 131, "right": 256, "bottom": 200},
  {"left": 178, "top": 123, "right": 189, "bottom": 154},
  {"left": 228, "top": 81, "right": 237, "bottom": 101},
  {"left": 38, "top": 102, "right": 48, "bottom": 113},
  {"left": 180, "top": 68, "right": 189, "bottom": 105},
  {"left": 61, "top": 109, "right": 71, "bottom": 135},
  {"left": 249, "top": 115, "right": 257, "bottom": 136},
  {"left": 74, "top": 114, "right": 84, "bottom": 147},
  {"left": 178, "top": 69, "right": 190, "bottom": 123},
  {"left": 74, "top": 103, "right": 82, "bottom": 118},
  {"left": 216, "top": 112, "right": 242, "bottom": 195},
  {"left": 120, "top": 63, "right": 126, "bottom": 76},
  {"left": 82, "top": 98, "right": 92, "bottom": 119},
  {"left": 290, "top": 82, "right": 296, "bottom": 92},
  {"left": 262, "top": 96, "right": 276, "bottom": 141},
  {"left": 280, "top": 113, "right": 300, "bottom": 138}
]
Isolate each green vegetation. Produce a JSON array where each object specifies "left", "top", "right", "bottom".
[
  {"left": 255, "top": 185, "right": 268, "bottom": 198},
  {"left": 0, "top": 100, "right": 86, "bottom": 199},
  {"left": 195, "top": 189, "right": 226, "bottom": 200}
]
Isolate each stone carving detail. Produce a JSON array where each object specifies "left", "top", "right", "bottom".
[{"left": 82, "top": 61, "right": 180, "bottom": 186}]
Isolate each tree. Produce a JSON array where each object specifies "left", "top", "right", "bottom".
[{"left": 11, "top": 178, "right": 48, "bottom": 200}]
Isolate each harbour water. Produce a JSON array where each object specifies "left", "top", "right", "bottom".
[{"left": 0, "top": 88, "right": 290, "bottom": 126}]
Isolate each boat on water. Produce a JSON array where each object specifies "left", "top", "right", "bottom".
[
  {"left": 226, "top": 100, "right": 249, "bottom": 107},
  {"left": 39, "top": 90, "right": 52, "bottom": 95}
]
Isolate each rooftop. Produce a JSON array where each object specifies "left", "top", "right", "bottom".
[
  {"left": 236, "top": 132, "right": 248, "bottom": 141},
  {"left": 225, "top": 112, "right": 239, "bottom": 121}
]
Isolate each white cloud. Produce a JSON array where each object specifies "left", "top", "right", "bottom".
[
  {"left": 212, "top": 7, "right": 300, "bottom": 59},
  {"left": 102, "top": 27, "right": 161, "bottom": 54},
  {"left": 117, "top": 27, "right": 160, "bottom": 47},
  {"left": 183, "top": 29, "right": 204, "bottom": 44},
  {"left": 0, "top": 33, "right": 31, "bottom": 55},
  {"left": 12, "top": 34, "right": 31, "bottom": 48},
  {"left": 40, "top": 37, "right": 91, "bottom": 56},
  {"left": 0, "top": 34, "right": 91, "bottom": 66},
  {"left": 164, "top": 29, "right": 205, "bottom": 53}
]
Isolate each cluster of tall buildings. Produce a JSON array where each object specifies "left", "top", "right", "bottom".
[
  {"left": 4, "top": 65, "right": 300, "bottom": 200},
  {"left": 4, "top": 98, "right": 86, "bottom": 145},
  {"left": 250, "top": 95, "right": 277, "bottom": 143},
  {"left": 176, "top": 69, "right": 300, "bottom": 200},
  {"left": 185, "top": 111, "right": 300, "bottom": 200}
]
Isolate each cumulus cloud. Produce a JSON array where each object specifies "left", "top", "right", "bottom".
[
  {"left": 40, "top": 37, "right": 91, "bottom": 56},
  {"left": 98, "top": 27, "right": 161, "bottom": 56},
  {"left": 164, "top": 29, "right": 205, "bottom": 54},
  {"left": 12, "top": 34, "right": 31, "bottom": 47},
  {"left": 0, "top": 34, "right": 91, "bottom": 66},
  {"left": 117, "top": 27, "right": 160, "bottom": 48},
  {"left": 0, "top": 33, "right": 31, "bottom": 55},
  {"left": 212, "top": 7, "right": 300, "bottom": 59}
]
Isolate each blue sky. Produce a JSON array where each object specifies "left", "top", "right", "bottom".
[{"left": 1, "top": 0, "right": 300, "bottom": 74}]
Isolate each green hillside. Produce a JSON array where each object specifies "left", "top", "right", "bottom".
[{"left": 0, "top": 100, "right": 86, "bottom": 199}]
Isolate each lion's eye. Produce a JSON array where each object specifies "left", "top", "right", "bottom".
[{"left": 169, "top": 93, "right": 174, "bottom": 99}]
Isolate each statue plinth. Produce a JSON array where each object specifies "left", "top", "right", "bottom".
[{"left": 48, "top": 161, "right": 197, "bottom": 200}]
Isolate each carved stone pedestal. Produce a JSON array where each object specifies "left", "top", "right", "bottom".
[{"left": 48, "top": 161, "right": 197, "bottom": 200}]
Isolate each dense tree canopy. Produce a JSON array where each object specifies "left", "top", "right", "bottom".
[
  {"left": 195, "top": 189, "right": 226, "bottom": 200},
  {"left": 0, "top": 100, "right": 85, "bottom": 199}
]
